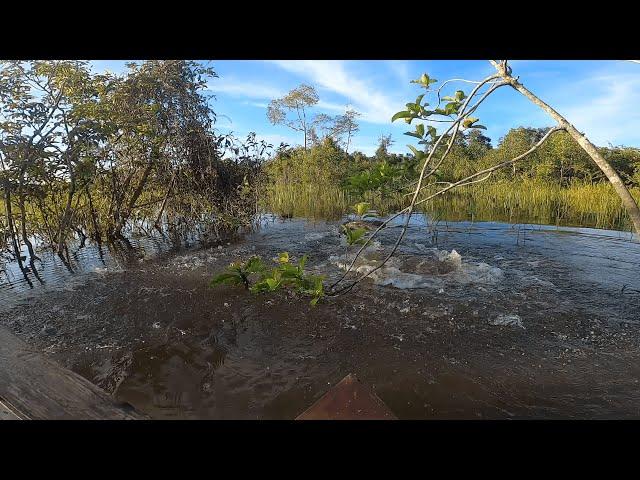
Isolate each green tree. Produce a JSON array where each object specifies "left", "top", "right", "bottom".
[
  {"left": 374, "top": 134, "right": 394, "bottom": 161},
  {"left": 267, "top": 84, "right": 320, "bottom": 150},
  {"left": 331, "top": 108, "right": 361, "bottom": 154}
]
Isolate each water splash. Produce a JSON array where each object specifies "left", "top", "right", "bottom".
[{"left": 330, "top": 246, "right": 504, "bottom": 290}]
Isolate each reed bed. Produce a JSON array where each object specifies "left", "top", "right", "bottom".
[{"left": 265, "top": 177, "right": 639, "bottom": 232}]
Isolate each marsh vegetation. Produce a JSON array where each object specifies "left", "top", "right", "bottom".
[{"left": 2, "top": 60, "right": 640, "bottom": 419}]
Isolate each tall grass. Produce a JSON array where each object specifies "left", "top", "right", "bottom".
[
  {"left": 264, "top": 176, "right": 640, "bottom": 232},
  {"left": 263, "top": 181, "right": 351, "bottom": 220},
  {"left": 418, "top": 179, "right": 639, "bottom": 230}
]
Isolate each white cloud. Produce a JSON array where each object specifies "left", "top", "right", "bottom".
[
  {"left": 207, "top": 77, "right": 282, "bottom": 100},
  {"left": 557, "top": 73, "right": 640, "bottom": 146},
  {"left": 269, "top": 60, "right": 403, "bottom": 125},
  {"left": 316, "top": 100, "right": 350, "bottom": 114},
  {"left": 242, "top": 101, "right": 269, "bottom": 109}
]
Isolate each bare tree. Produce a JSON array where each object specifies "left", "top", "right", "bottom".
[
  {"left": 309, "top": 113, "right": 335, "bottom": 146},
  {"left": 331, "top": 108, "right": 361, "bottom": 154},
  {"left": 267, "top": 84, "right": 319, "bottom": 150}
]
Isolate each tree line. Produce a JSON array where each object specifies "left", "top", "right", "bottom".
[
  {"left": 265, "top": 126, "right": 640, "bottom": 196},
  {"left": 263, "top": 81, "right": 640, "bottom": 201},
  {"left": 0, "top": 60, "right": 272, "bottom": 272}
]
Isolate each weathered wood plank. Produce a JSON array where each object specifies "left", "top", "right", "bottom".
[
  {"left": 0, "top": 398, "right": 22, "bottom": 420},
  {"left": 296, "top": 374, "right": 397, "bottom": 420},
  {"left": 0, "top": 326, "right": 147, "bottom": 420}
]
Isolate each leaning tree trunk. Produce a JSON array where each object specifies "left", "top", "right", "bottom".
[
  {"left": 3, "top": 186, "right": 26, "bottom": 272},
  {"left": 56, "top": 164, "right": 76, "bottom": 255},
  {"left": 85, "top": 186, "right": 102, "bottom": 242},
  {"left": 503, "top": 74, "right": 640, "bottom": 237},
  {"left": 154, "top": 173, "right": 175, "bottom": 229},
  {"left": 17, "top": 193, "right": 37, "bottom": 261},
  {"left": 16, "top": 169, "right": 37, "bottom": 261},
  {"left": 112, "top": 159, "right": 155, "bottom": 238}
]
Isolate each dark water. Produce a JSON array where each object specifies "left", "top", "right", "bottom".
[
  {"left": 1, "top": 215, "right": 640, "bottom": 419},
  {"left": 0, "top": 223, "right": 242, "bottom": 310}
]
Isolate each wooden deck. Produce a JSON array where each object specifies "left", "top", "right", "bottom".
[
  {"left": 0, "top": 326, "right": 147, "bottom": 420},
  {"left": 296, "top": 374, "right": 397, "bottom": 420}
]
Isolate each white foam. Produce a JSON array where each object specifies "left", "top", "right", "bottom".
[
  {"left": 489, "top": 314, "right": 525, "bottom": 329},
  {"left": 330, "top": 247, "right": 503, "bottom": 290},
  {"left": 304, "top": 232, "right": 330, "bottom": 241}
]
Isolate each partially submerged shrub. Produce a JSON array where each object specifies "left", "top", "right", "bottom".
[
  {"left": 210, "top": 252, "right": 325, "bottom": 305},
  {"left": 341, "top": 225, "right": 367, "bottom": 246},
  {"left": 210, "top": 256, "right": 267, "bottom": 289}
]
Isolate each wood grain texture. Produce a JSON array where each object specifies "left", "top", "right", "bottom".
[
  {"left": 296, "top": 374, "right": 397, "bottom": 420},
  {"left": 0, "top": 326, "right": 147, "bottom": 420},
  {"left": 0, "top": 398, "right": 22, "bottom": 419}
]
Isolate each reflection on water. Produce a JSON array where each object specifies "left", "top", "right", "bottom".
[
  {"left": 0, "top": 219, "right": 257, "bottom": 308},
  {"left": 1, "top": 213, "right": 640, "bottom": 419},
  {"left": 1, "top": 233, "right": 175, "bottom": 305}
]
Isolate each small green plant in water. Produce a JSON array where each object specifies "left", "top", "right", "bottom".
[
  {"left": 210, "top": 256, "right": 267, "bottom": 289},
  {"left": 352, "top": 201, "right": 379, "bottom": 220},
  {"left": 278, "top": 252, "right": 289, "bottom": 264},
  {"left": 341, "top": 225, "right": 367, "bottom": 246},
  {"left": 210, "top": 252, "right": 324, "bottom": 306}
]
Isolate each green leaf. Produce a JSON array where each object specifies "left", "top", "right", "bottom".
[
  {"left": 407, "top": 145, "right": 422, "bottom": 157},
  {"left": 246, "top": 256, "right": 266, "bottom": 273},
  {"left": 416, "top": 123, "right": 425, "bottom": 137},
  {"left": 298, "top": 254, "right": 308, "bottom": 271},
  {"left": 462, "top": 117, "right": 479, "bottom": 128},
  {"left": 279, "top": 263, "right": 300, "bottom": 279},
  {"left": 210, "top": 272, "right": 242, "bottom": 286},
  {"left": 353, "top": 202, "right": 370, "bottom": 217},
  {"left": 444, "top": 102, "right": 459, "bottom": 115},
  {"left": 342, "top": 225, "right": 367, "bottom": 246},
  {"left": 411, "top": 73, "right": 438, "bottom": 87},
  {"left": 391, "top": 111, "right": 412, "bottom": 122},
  {"left": 278, "top": 252, "right": 289, "bottom": 264},
  {"left": 404, "top": 131, "right": 422, "bottom": 139}
]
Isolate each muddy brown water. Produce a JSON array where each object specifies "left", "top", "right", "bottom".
[{"left": 1, "top": 214, "right": 640, "bottom": 419}]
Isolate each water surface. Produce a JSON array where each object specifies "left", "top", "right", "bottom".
[{"left": 1, "top": 215, "right": 639, "bottom": 419}]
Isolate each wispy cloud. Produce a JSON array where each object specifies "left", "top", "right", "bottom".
[
  {"left": 268, "top": 60, "right": 403, "bottom": 125},
  {"left": 316, "top": 100, "right": 352, "bottom": 114},
  {"left": 208, "top": 77, "right": 283, "bottom": 100},
  {"left": 557, "top": 73, "right": 640, "bottom": 146},
  {"left": 242, "top": 100, "right": 269, "bottom": 109}
]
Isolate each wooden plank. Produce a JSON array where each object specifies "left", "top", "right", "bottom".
[
  {"left": 0, "top": 398, "right": 22, "bottom": 420},
  {"left": 0, "top": 326, "right": 147, "bottom": 420},
  {"left": 296, "top": 374, "right": 397, "bottom": 420}
]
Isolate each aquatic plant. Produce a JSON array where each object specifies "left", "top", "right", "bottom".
[
  {"left": 210, "top": 256, "right": 267, "bottom": 289},
  {"left": 210, "top": 252, "right": 325, "bottom": 306},
  {"left": 352, "top": 202, "right": 378, "bottom": 220},
  {"left": 341, "top": 225, "right": 367, "bottom": 246}
]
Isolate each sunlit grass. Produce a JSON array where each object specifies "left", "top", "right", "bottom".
[{"left": 264, "top": 177, "right": 640, "bottom": 232}]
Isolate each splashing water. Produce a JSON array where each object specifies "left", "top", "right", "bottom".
[{"left": 330, "top": 245, "right": 503, "bottom": 290}]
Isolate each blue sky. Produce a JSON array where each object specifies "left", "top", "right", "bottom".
[{"left": 90, "top": 60, "right": 640, "bottom": 155}]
